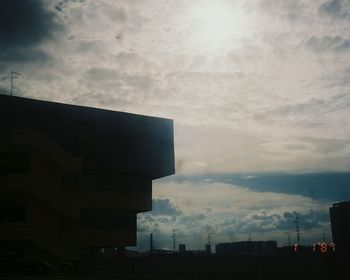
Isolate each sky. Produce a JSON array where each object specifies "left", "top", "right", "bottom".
[{"left": 1, "top": 0, "right": 350, "bottom": 251}]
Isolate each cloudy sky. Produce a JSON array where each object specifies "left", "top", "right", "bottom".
[{"left": 1, "top": 0, "right": 350, "bottom": 250}]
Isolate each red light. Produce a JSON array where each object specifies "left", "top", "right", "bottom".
[{"left": 320, "top": 243, "right": 327, "bottom": 253}]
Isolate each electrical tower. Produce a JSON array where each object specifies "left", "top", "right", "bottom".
[
  {"left": 294, "top": 212, "right": 300, "bottom": 244},
  {"left": 171, "top": 229, "right": 176, "bottom": 254},
  {"left": 207, "top": 230, "right": 212, "bottom": 246},
  {"left": 10, "top": 71, "right": 21, "bottom": 96}
]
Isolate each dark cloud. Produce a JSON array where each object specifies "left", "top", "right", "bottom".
[
  {"left": 0, "top": 74, "right": 10, "bottom": 94},
  {"left": 151, "top": 198, "right": 182, "bottom": 216},
  {"left": 306, "top": 35, "right": 350, "bottom": 53},
  {"left": 0, "top": 86, "right": 8, "bottom": 96},
  {"left": 0, "top": 0, "right": 61, "bottom": 62},
  {"left": 319, "top": 0, "right": 350, "bottom": 19},
  {"left": 199, "top": 173, "right": 350, "bottom": 202}
]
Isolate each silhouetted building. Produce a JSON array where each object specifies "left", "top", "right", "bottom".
[
  {"left": 0, "top": 95, "right": 175, "bottom": 261},
  {"left": 330, "top": 201, "right": 350, "bottom": 253},
  {"left": 216, "top": 241, "right": 277, "bottom": 255}
]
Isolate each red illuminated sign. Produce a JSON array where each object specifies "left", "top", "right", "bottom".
[{"left": 312, "top": 242, "right": 336, "bottom": 253}]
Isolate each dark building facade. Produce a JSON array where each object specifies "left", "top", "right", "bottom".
[
  {"left": 330, "top": 201, "right": 350, "bottom": 253},
  {"left": 0, "top": 95, "right": 175, "bottom": 261}
]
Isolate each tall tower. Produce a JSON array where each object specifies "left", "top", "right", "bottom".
[
  {"left": 205, "top": 230, "right": 212, "bottom": 254},
  {"left": 330, "top": 201, "right": 350, "bottom": 253}
]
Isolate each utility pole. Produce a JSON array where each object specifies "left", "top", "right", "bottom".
[
  {"left": 294, "top": 212, "right": 300, "bottom": 244},
  {"left": 207, "top": 231, "right": 211, "bottom": 246},
  {"left": 171, "top": 229, "right": 176, "bottom": 254},
  {"left": 10, "top": 71, "right": 21, "bottom": 96},
  {"left": 206, "top": 230, "right": 212, "bottom": 255}
]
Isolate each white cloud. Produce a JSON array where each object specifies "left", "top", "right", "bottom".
[{"left": 133, "top": 178, "right": 332, "bottom": 250}]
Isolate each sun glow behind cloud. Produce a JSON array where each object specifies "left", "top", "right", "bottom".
[{"left": 186, "top": 0, "right": 254, "bottom": 53}]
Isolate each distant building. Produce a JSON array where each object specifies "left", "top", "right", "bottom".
[
  {"left": 179, "top": 244, "right": 186, "bottom": 254},
  {"left": 0, "top": 95, "right": 175, "bottom": 261},
  {"left": 216, "top": 241, "right": 277, "bottom": 255},
  {"left": 330, "top": 201, "right": 350, "bottom": 253}
]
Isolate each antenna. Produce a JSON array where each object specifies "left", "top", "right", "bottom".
[
  {"left": 171, "top": 229, "right": 176, "bottom": 254},
  {"left": 248, "top": 233, "right": 252, "bottom": 241},
  {"left": 294, "top": 212, "right": 300, "bottom": 244},
  {"left": 10, "top": 71, "right": 21, "bottom": 96}
]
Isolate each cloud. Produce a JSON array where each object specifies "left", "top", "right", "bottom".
[
  {"left": 300, "top": 136, "right": 350, "bottom": 155},
  {"left": 235, "top": 209, "right": 330, "bottom": 233},
  {"left": 132, "top": 176, "right": 334, "bottom": 250},
  {"left": 0, "top": 0, "right": 61, "bottom": 62},
  {"left": 318, "top": 0, "right": 350, "bottom": 19},
  {"left": 1, "top": 0, "right": 350, "bottom": 175},
  {"left": 209, "top": 173, "right": 350, "bottom": 201},
  {"left": 306, "top": 35, "right": 350, "bottom": 53},
  {"left": 151, "top": 198, "right": 182, "bottom": 216},
  {"left": 256, "top": 0, "right": 308, "bottom": 22},
  {"left": 0, "top": 86, "right": 8, "bottom": 95}
]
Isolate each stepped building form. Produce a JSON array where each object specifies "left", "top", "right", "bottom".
[{"left": 0, "top": 95, "right": 175, "bottom": 261}]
